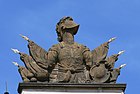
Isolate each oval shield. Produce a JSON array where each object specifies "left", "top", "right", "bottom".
[{"left": 90, "top": 63, "right": 110, "bottom": 83}]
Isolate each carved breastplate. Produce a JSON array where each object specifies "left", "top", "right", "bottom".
[{"left": 57, "top": 42, "right": 84, "bottom": 70}]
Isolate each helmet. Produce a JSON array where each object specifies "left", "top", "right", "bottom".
[{"left": 56, "top": 16, "right": 79, "bottom": 42}]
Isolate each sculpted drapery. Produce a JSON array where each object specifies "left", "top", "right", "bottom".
[{"left": 12, "top": 17, "right": 126, "bottom": 83}]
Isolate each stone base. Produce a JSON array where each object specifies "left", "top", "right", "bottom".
[{"left": 18, "top": 83, "right": 126, "bottom": 94}]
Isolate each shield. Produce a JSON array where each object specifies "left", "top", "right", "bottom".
[{"left": 90, "top": 62, "right": 110, "bottom": 83}]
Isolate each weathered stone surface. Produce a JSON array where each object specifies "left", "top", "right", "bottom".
[{"left": 12, "top": 17, "right": 126, "bottom": 83}]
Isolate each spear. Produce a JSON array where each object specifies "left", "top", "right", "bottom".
[
  {"left": 19, "top": 34, "right": 30, "bottom": 42},
  {"left": 12, "top": 62, "right": 20, "bottom": 67},
  {"left": 118, "top": 50, "right": 125, "bottom": 56},
  {"left": 119, "top": 64, "right": 126, "bottom": 69},
  {"left": 11, "top": 48, "right": 20, "bottom": 54},
  {"left": 108, "top": 37, "right": 117, "bottom": 43}
]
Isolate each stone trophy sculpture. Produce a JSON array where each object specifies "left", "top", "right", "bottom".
[{"left": 12, "top": 16, "right": 126, "bottom": 84}]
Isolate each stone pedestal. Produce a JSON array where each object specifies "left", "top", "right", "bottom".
[{"left": 18, "top": 83, "right": 126, "bottom": 94}]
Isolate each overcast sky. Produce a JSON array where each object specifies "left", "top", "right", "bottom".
[{"left": 0, "top": 0, "right": 140, "bottom": 94}]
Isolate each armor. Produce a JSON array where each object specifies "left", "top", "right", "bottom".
[
  {"left": 48, "top": 42, "right": 92, "bottom": 83},
  {"left": 12, "top": 17, "right": 125, "bottom": 83}
]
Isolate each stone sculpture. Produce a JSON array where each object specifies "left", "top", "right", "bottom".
[{"left": 12, "top": 16, "right": 126, "bottom": 83}]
